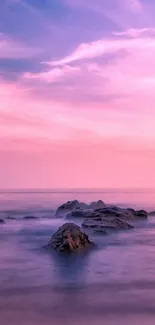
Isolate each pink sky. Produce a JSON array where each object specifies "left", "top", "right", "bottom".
[{"left": 1, "top": 0, "right": 155, "bottom": 189}]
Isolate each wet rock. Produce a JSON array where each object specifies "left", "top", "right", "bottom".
[
  {"left": 85, "top": 209, "right": 128, "bottom": 220},
  {"left": 82, "top": 217, "right": 133, "bottom": 230},
  {"left": 0, "top": 219, "right": 5, "bottom": 224},
  {"left": 23, "top": 216, "right": 38, "bottom": 220},
  {"left": 45, "top": 223, "right": 95, "bottom": 253},
  {"left": 56, "top": 200, "right": 147, "bottom": 220},
  {"left": 89, "top": 200, "right": 106, "bottom": 210},
  {"left": 127, "top": 208, "right": 135, "bottom": 213},
  {"left": 56, "top": 200, "right": 106, "bottom": 217},
  {"left": 95, "top": 208, "right": 122, "bottom": 217},
  {"left": 148, "top": 211, "right": 155, "bottom": 216},
  {"left": 56, "top": 200, "right": 83, "bottom": 217},
  {"left": 84, "top": 211, "right": 100, "bottom": 218},
  {"left": 66, "top": 210, "right": 88, "bottom": 218},
  {"left": 94, "top": 207, "right": 147, "bottom": 220},
  {"left": 7, "top": 216, "right": 16, "bottom": 220},
  {"left": 133, "top": 210, "right": 147, "bottom": 218},
  {"left": 107, "top": 205, "right": 122, "bottom": 211}
]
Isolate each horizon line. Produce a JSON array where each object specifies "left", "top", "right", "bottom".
[{"left": 1, "top": 187, "right": 155, "bottom": 193}]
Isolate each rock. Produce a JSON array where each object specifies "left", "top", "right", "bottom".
[
  {"left": 66, "top": 210, "right": 88, "bottom": 218},
  {"left": 7, "top": 216, "right": 16, "bottom": 220},
  {"left": 148, "top": 211, "right": 155, "bottom": 216},
  {"left": 107, "top": 205, "right": 122, "bottom": 211},
  {"left": 89, "top": 200, "right": 106, "bottom": 210},
  {"left": 82, "top": 217, "right": 133, "bottom": 231},
  {"left": 56, "top": 200, "right": 83, "bottom": 217},
  {"left": 84, "top": 211, "right": 100, "bottom": 219},
  {"left": 56, "top": 200, "right": 147, "bottom": 220},
  {"left": 95, "top": 208, "right": 122, "bottom": 217},
  {"left": 94, "top": 207, "right": 147, "bottom": 220},
  {"left": 133, "top": 210, "right": 147, "bottom": 218},
  {"left": 45, "top": 223, "right": 95, "bottom": 253},
  {"left": 86, "top": 209, "right": 129, "bottom": 220},
  {"left": 23, "top": 216, "right": 38, "bottom": 220},
  {"left": 0, "top": 219, "right": 5, "bottom": 224},
  {"left": 127, "top": 208, "right": 135, "bottom": 213},
  {"left": 56, "top": 200, "right": 106, "bottom": 217}
]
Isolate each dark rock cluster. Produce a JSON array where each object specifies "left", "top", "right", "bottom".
[
  {"left": 45, "top": 200, "right": 148, "bottom": 253},
  {"left": 56, "top": 200, "right": 106, "bottom": 217},
  {"left": 1, "top": 199, "right": 150, "bottom": 254}
]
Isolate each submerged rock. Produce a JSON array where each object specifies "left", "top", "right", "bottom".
[
  {"left": 7, "top": 216, "right": 16, "bottom": 220},
  {"left": 0, "top": 219, "right": 5, "bottom": 224},
  {"left": 23, "top": 216, "right": 38, "bottom": 220},
  {"left": 148, "top": 211, "right": 155, "bottom": 216},
  {"left": 82, "top": 217, "right": 133, "bottom": 231},
  {"left": 45, "top": 223, "right": 95, "bottom": 253}
]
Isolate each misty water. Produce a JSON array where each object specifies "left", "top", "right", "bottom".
[{"left": 1, "top": 189, "right": 155, "bottom": 325}]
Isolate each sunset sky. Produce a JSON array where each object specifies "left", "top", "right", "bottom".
[{"left": 1, "top": 0, "right": 155, "bottom": 189}]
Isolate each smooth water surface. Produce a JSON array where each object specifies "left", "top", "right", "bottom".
[{"left": 0, "top": 189, "right": 155, "bottom": 325}]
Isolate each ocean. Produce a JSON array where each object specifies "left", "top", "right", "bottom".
[{"left": 0, "top": 189, "right": 155, "bottom": 325}]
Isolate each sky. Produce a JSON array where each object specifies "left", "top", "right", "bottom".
[{"left": 1, "top": 0, "right": 155, "bottom": 189}]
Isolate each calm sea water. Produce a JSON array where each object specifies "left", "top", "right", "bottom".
[{"left": 1, "top": 189, "right": 155, "bottom": 325}]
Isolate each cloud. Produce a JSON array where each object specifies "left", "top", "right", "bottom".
[
  {"left": 24, "top": 65, "right": 80, "bottom": 83},
  {"left": 23, "top": 59, "right": 125, "bottom": 105},
  {"left": 19, "top": 29, "right": 155, "bottom": 115},
  {"left": 113, "top": 27, "right": 155, "bottom": 38},
  {"left": 2, "top": 0, "right": 155, "bottom": 190},
  {"left": 20, "top": 26, "right": 155, "bottom": 109},
  {"left": 43, "top": 33, "right": 155, "bottom": 67}
]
